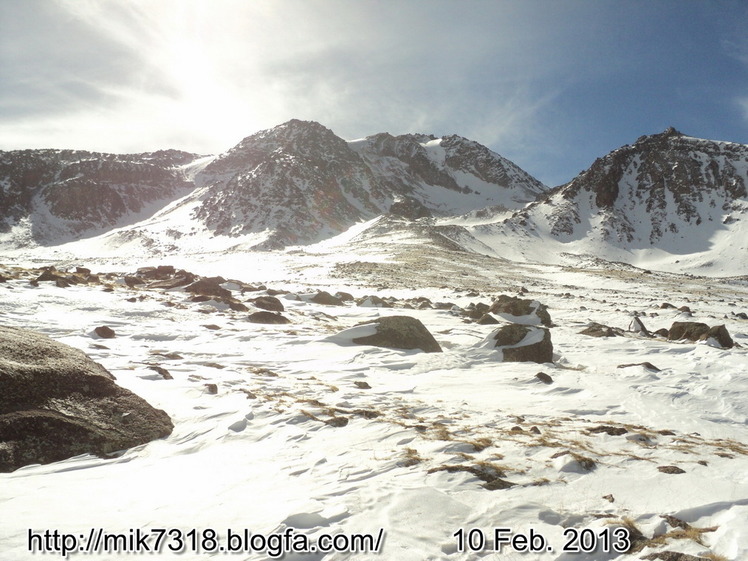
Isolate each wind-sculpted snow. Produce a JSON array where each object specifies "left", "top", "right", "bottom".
[{"left": 0, "top": 244, "right": 746, "bottom": 559}]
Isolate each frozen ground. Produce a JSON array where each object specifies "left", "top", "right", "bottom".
[{"left": 1, "top": 229, "right": 747, "bottom": 560}]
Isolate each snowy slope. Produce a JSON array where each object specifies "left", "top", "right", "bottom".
[
  {"left": 1, "top": 239, "right": 747, "bottom": 560},
  {"left": 465, "top": 128, "right": 748, "bottom": 276}
]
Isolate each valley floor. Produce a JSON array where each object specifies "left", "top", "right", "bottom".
[{"left": 1, "top": 240, "right": 747, "bottom": 561}]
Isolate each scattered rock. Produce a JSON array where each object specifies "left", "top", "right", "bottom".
[
  {"left": 476, "top": 314, "right": 500, "bottom": 325},
  {"left": 251, "top": 296, "right": 285, "bottom": 312},
  {"left": 204, "top": 383, "right": 218, "bottom": 394},
  {"left": 702, "top": 324, "right": 734, "bottom": 348},
  {"left": 94, "top": 326, "right": 116, "bottom": 339},
  {"left": 147, "top": 365, "right": 173, "bottom": 380},
  {"left": 657, "top": 465, "right": 686, "bottom": 474},
  {"left": 354, "top": 381, "right": 371, "bottom": 389},
  {"left": 602, "top": 494, "right": 615, "bottom": 503},
  {"left": 654, "top": 328, "right": 670, "bottom": 338},
  {"left": 535, "top": 372, "right": 553, "bottom": 384},
  {"left": 489, "top": 295, "right": 551, "bottom": 326},
  {"left": 579, "top": 322, "right": 623, "bottom": 337},
  {"left": 660, "top": 302, "right": 676, "bottom": 309},
  {"left": 325, "top": 416, "right": 349, "bottom": 427},
  {"left": 588, "top": 425, "right": 628, "bottom": 436},
  {"left": 668, "top": 321, "right": 709, "bottom": 342},
  {"left": 484, "top": 324, "right": 553, "bottom": 363},
  {"left": 185, "top": 277, "right": 231, "bottom": 299},
  {"left": 351, "top": 316, "right": 442, "bottom": 353},
  {"left": 311, "top": 291, "right": 344, "bottom": 306},
  {"left": 248, "top": 311, "right": 291, "bottom": 324},
  {"left": 617, "top": 362, "right": 661, "bottom": 372},
  {"left": 202, "top": 324, "right": 221, "bottom": 330},
  {"left": 0, "top": 326, "right": 173, "bottom": 472}
]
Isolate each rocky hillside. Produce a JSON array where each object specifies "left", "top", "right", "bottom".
[
  {"left": 503, "top": 128, "right": 748, "bottom": 250},
  {"left": 0, "top": 120, "right": 547, "bottom": 250},
  {"left": 0, "top": 149, "right": 198, "bottom": 245}
]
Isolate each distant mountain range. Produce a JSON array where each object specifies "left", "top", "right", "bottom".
[{"left": 1, "top": 120, "right": 746, "bottom": 274}]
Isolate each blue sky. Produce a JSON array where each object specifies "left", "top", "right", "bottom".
[{"left": 2, "top": 0, "right": 748, "bottom": 186}]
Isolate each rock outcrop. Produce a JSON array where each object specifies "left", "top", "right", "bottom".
[
  {"left": 482, "top": 324, "right": 553, "bottom": 363},
  {"left": 351, "top": 316, "right": 442, "bottom": 353},
  {"left": 0, "top": 326, "right": 173, "bottom": 472}
]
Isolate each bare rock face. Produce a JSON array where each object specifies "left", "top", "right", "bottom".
[
  {"left": 484, "top": 324, "right": 553, "bottom": 363},
  {"left": 0, "top": 326, "right": 173, "bottom": 472},
  {"left": 351, "top": 316, "right": 442, "bottom": 353}
]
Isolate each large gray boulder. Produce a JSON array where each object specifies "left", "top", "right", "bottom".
[
  {"left": 482, "top": 324, "right": 553, "bottom": 363},
  {"left": 351, "top": 316, "right": 442, "bottom": 353},
  {"left": 0, "top": 326, "right": 173, "bottom": 472}
]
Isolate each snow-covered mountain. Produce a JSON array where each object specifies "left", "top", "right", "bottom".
[
  {"left": 0, "top": 120, "right": 547, "bottom": 251},
  {"left": 468, "top": 127, "right": 748, "bottom": 275},
  {"left": 0, "top": 149, "right": 198, "bottom": 246}
]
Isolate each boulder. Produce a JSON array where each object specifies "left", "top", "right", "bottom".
[
  {"left": 483, "top": 324, "right": 553, "bottom": 363},
  {"left": 251, "top": 296, "right": 285, "bottom": 312},
  {"left": 668, "top": 322, "right": 710, "bottom": 342},
  {"left": 702, "top": 324, "right": 734, "bottom": 349},
  {"left": 0, "top": 326, "right": 173, "bottom": 472},
  {"left": 94, "top": 326, "right": 116, "bottom": 339},
  {"left": 185, "top": 277, "right": 231, "bottom": 299},
  {"left": 311, "top": 291, "right": 344, "bottom": 306},
  {"left": 579, "top": 322, "right": 623, "bottom": 338},
  {"left": 351, "top": 316, "right": 442, "bottom": 353},
  {"left": 489, "top": 295, "right": 551, "bottom": 326},
  {"left": 248, "top": 311, "right": 291, "bottom": 324}
]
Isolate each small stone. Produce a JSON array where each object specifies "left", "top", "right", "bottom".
[{"left": 94, "top": 326, "right": 116, "bottom": 339}]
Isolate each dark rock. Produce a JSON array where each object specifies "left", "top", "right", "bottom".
[
  {"left": 325, "top": 416, "right": 349, "bottom": 427},
  {"left": 94, "top": 326, "right": 116, "bottom": 339},
  {"left": 147, "top": 365, "right": 173, "bottom": 380},
  {"left": 202, "top": 324, "right": 221, "bottom": 330},
  {"left": 185, "top": 277, "right": 230, "bottom": 299},
  {"left": 701, "top": 324, "right": 734, "bottom": 348},
  {"left": 75, "top": 267, "right": 92, "bottom": 275},
  {"left": 147, "top": 273, "right": 196, "bottom": 289},
  {"left": 657, "top": 465, "right": 686, "bottom": 474},
  {"left": 660, "top": 302, "right": 676, "bottom": 309},
  {"left": 489, "top": 295, "right": 551, "bottom": 326},
  {"left": 476, "top": 314, "right": 499, "bottom": 325},
  {"left": 228, "top": 300, "right": 249, "bottom": 312},
  {"left": 124, "top": 276, "right": 145, "bottom": 288},
  {"left": 354, "top": 381, "right": 371, "bottom": 389},
  {"left": 248, "top": 311, "right": 291, "bottom": 324},
  {"left": 251, "top": 296, "right": 284, "bottom": 312},
  {"left": 466, "top": 302, "right": 491, "bottom": 320},
  {"left": 579, "top": 322, "right": 623, "bottom": 337},
  {"left": 351, "top": 316, "right": 442, "bottom": 353},
  {"left": 654, "top": 328, "right": 670, "bottom": 338},
  {"left": 588, "top": 425, "right": 628, "bottom": 436},
  {"left": 668, "top": 321, "right": 710, "bottom": 342},
  {"left": 535, "top": 372, "right": 553, "bottom": 384},
  {"left": 617, "top": 362, "right": 661, "bottom": 372},
  {"left": 678, "top": 305, "right": 692, "bottom": 313},
  {"left": 486, "top": 324, "right": 553, "bottom": 363},
  {"left": 204, "top": 383, "right": 218, "bottom": 394},
  {"left": 0, "top": 326, "right": 173, "bottom": 472},
  {"left": 311, "top": 291, "right": 344, "bottom": 306}
]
